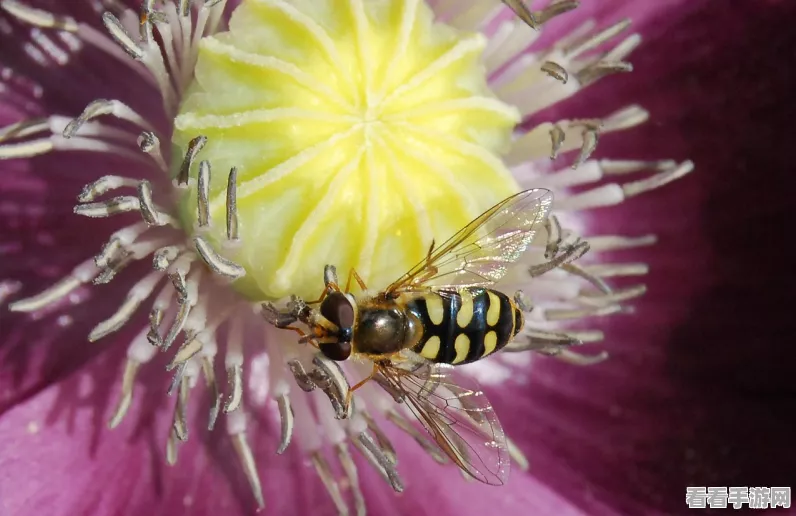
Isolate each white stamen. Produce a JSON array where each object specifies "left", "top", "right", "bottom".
[
  {"left": 8, "top": 259, "right": 97, "bottom": 312},
  {"left": 88, "top": 271, "right": 161, "bottom": 341},
  {"left": 0, "top": 0, "right": 78, "bottom": 31},
  {"left": 228, "top": 411, "right": 265, "bottom": 510}
]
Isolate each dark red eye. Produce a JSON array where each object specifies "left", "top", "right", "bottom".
[
  {"left": 320, "top": 292, "right": 354, "bottom": 329},
  {"left": 319, "top": 341, "right": 352, "bottom": 361}
]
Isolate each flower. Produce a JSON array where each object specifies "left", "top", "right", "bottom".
[{"left": 0, "top": 1, "right": 693, "bottom": 515}]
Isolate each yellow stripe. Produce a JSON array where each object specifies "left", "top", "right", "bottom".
[
  {"left": 483, "top": 331, "right": 498, "bottom": 357},
  {"left": 456, "top": 289, "right": 474, "bottom": 328},
  {"left": 425, "top": 294, "right": 445, "bottom": 325},
  {"left": 452, "top": 333, "right": 470, "bottom": 364},
  {"left": 420, "top": 336, "right": 441, "bottom": 360},
  {"left": 486, "top": 291, "right": 501, "bottom": 326}
]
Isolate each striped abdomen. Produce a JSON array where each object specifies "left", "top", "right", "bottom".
[{"left": 406, "top": 287, "right": 523, "bottom": 365}]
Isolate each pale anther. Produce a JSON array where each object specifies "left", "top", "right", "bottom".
[
  {"left": 354, "top": 432, "right": 404, "bottom": 492},
  {"left": 223, "top": 364, "right": 243, "bottom": 413},
  {"left": 168, "top": 334, "right": 204, "bottom": 371},
  {"left": 336, "top": 443, "right": 366, "bottom": 516},
  {"left": 176, "top": 135, "right": 207, "bottom": 187},
  {"left": 579, "top": 284, "right": 647, "bottom": 306},
  {"left": 501, "top": 0, "right": 538, "bottom": 29},
  {"left": 168, "top": 271, "right": 188, "bottom": 301},
  {"left": 1, "top": 0, "right": 78, "bottom": 31},
  {"left": 166, "top": 428, "right": 180, "bottom": 465},
  {"left": 288, "top": 360, "right": 320, "bottom": 392},
  {"left": 193, "top": 236, "right": 246, "bottom": 279},
  {"left": 226, "top": 167, "right": 239, "bottom": 241},
  {"left": 232, "top": 432, "right": 265, "bottom": 509},
  {"left": 153, "top": 246, "right": 180, "bottom": 270},
  {"left": 0, "top": 118, "right": 49, "bottom": 142},
  {"left": 560, "top": 262, "right": 612, "bottom": 294},
  {"left": 583, "top": 263, "right": 648, "bottom": 278},
  {"left": 172, "top": 374, "right": 191, "bottom": 441},
  {"left": 603, "top": 105, "right": 649, "bottom": 132},
  {"left": 89, "top": 272, "right": 160, "bottom": 341},
  {"left": 572, "top": 128, "right": 599, "bottom": 169},
  {"left": 0, "top": 139, "right": 54, "bottom": 160},
  {"left": 200, "top": 356, "right": 221, "bottom": 431},
  {"left": 623, "top": 160, "right": 694, "bottom": 197},
  {"left": 147, "top": 307, "right": 164, "bottom": 346},
  {"left": 541, "top": 61, "right": 568, "bottom": 84},
  {"left": 544, "top": 303, "right": 624, "bottom": 321},
  {"left": 313, "top": 354, "right": 353, "bottom": 419},
  {"left": 361, "top": 411, "right": 397, "bottom": 464},
  {"left": 137, "top": 131, "right": 167, "bottom": 170},
  {"left": 95, "top": 238, "right": 122, "bottom": 269},
  {"left": 137, "top": 180, "right": 163, "bottom": 226},
  {"left": 78, "top": 175, "right": 139, "bottom": 203},
  {"left": 576, "top": 61, "right": 633, "bottom": 86},
  {"left": 528, "top": 240, "right": 590, "bottom": 278},
  {"left": 102, "top": 12, "right": 144, "bottom": 60},
  {"left": 162, "top": 300, "right": 193, "bottom": 350},
  {"left": 92, "top": 253, "right": 132, "bottom": 285},
  {"left": 549, "top": 124, "right": 565, "bottom": 160},
  {"left": 108, "top": 359, "right": 140, "bottom": 429},
  {"left": 534, "top": 0, "right": 579, "bottom": 25},
  {"left": 555, "top": 348, "right": 610, "bottom": 365},
  {"left": 197, "top": 160, "right": 211, "bottom": 228},
  {"left": 600, "top": 159, "right": 677, "bottom": 175},
  {"left": 566, "top": 18, "right": 631, "bottom": 59},
  {"left": 63, "top": 99, "right": 153, "bottom": 139},
  {"left": 276, "top": 393, "right": 294, "bottom": 454},
  {"left": 74, "top": 195, "right": 140, "bottom": 218},
  {"left": 311, "top": 452, "right": 350, "bottom": 516},
  {"left": 505, "top": 329, "right": 581, "bottom": 352}
]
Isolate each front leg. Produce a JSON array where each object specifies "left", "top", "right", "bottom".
[
  {"left": 261, "top": 297, "right": 311, "bottom": 339},
  {"left": 261, "top": 301, "right": 298, "bottom": 328}
]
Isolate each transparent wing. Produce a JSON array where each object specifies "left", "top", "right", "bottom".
[
  {"left": 377, "top": 361, "right": 510, "bottom": 485},
  {"left": 385, "top": 188, "right": 553, "bottom": 294}
]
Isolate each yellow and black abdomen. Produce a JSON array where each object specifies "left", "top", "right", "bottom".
[{"left": 406, "top": 287, "right": 523, "bottom": 365}]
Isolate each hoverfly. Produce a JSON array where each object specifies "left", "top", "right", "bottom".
[{"left": 264, "top": 188, "right": 554, "bottom": 486}]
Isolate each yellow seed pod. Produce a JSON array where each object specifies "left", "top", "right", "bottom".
[{"left": 173, "top": 0, "right": 520, "bottom": 301}]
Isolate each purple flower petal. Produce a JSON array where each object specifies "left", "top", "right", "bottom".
[{"left": 501, "top": 1, "right": 796, "bottom": 514}]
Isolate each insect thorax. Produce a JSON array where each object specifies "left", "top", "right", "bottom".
[{"left": 352, "top": 296, "right": 424, "bottom": 357}]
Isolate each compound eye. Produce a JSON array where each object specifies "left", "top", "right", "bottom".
[
  {"left": 319, "top": 340, "right": 352, "bottom": 361},
  {"left": 320, "top": 292, "right": 354, "bottom": 329}
]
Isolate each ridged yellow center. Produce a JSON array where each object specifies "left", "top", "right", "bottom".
[{"left": 173, "top": 0, "right": 520, "bottom": 301}]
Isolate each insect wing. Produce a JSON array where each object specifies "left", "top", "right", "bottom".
[
  {"left": 378, "top": 362, "right": 510, "bottom": 485},
  {"left": 386, "top": 189, "right": 553, "bottom": 294}
]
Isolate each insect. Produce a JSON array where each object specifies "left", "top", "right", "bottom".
[{"left": 264, "top": 188, "right": 554, "bottom": 485}]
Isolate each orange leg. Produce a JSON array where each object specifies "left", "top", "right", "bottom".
[
  {"left": 345, "top": 362, "right": 379, "bottom": 409},
  {"left": 344, "top": 268, "right": 368, "bottom": 293},
  {"left": 306, "top": 285, "right": 335, "bottom": 306}
]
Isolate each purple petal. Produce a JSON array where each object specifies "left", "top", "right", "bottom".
[{"left": 501, "top": 1, "right": 796, "bottom": 514}]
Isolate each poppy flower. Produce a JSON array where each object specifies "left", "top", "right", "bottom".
[{"left": 0, "top": 1, "right": 705, "bottom": 515}]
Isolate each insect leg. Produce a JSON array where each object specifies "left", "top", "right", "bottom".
[
  {"left": 344, "top": 268, "right": 368, "bottom": 293},
  {"left": 344, "top": 362, "right": 379, "bottom": 411}
]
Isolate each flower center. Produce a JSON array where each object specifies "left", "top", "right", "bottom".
[{"left": 172, "top": 0, "right": 521, "bottom": 301}]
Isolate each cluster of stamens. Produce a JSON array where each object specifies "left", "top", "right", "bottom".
[{"left": 0, "top": 0, "right": 693, "bottom": 513}]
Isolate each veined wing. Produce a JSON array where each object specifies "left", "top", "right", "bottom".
[
  {"left": 385, "top": 189, "right": 553, "bottom": 295},
  {"left": 376, "top": 361, "right": 510, "bottom": 486}
]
